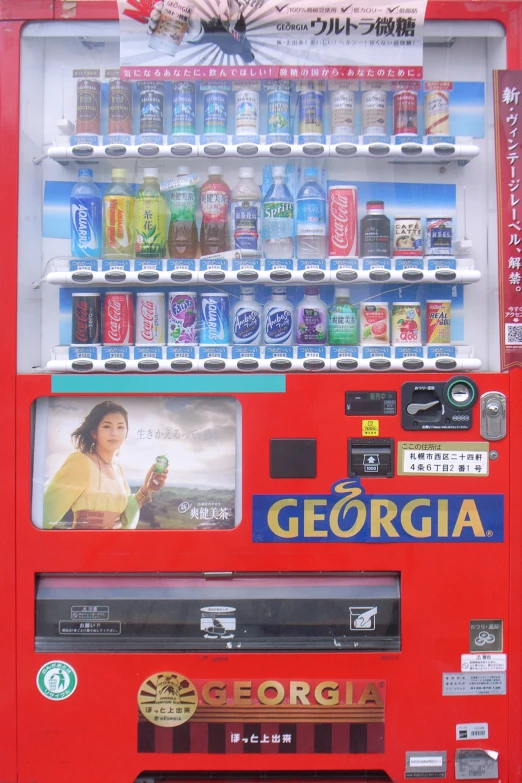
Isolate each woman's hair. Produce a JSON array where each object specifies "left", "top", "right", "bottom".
[{"left": 71, "top": 401, "right": 129, "bottom": 454}]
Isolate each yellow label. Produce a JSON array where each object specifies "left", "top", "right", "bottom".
[{"left": 362, "top": 419, "right": 379, "bottom": 436}]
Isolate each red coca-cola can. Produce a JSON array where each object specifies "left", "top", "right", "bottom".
[
  {"left": 71, "top": 293, "right": 102, "bottom": 345},
  {"left": 328, "top": 185, "right": 358, "bottom": 257},
  {"left": 103, "top": 292, "right": 134, "bottom": 345},
  {"left": 394, "top": 90, "right": 418, "bottom": 135}
]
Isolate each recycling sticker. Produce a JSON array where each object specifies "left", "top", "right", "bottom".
[{"left": 37, "top": 660, "right": 78, "bottom": 700}]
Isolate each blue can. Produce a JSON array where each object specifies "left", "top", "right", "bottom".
[
  {"left": 298, "top": 89, "right": 323, "bottom": 139},
  {"left": 204, "top": 90, "right": 228, "bottom": 137},
  {"left": 267, "top": 89, "right": 292, "bottom": 143},
  {"left": 172, "top": 81, "right": 196, "bottom": 139},
  {"left": 199, "top": 293, "right": 230, "bottom": 344}
]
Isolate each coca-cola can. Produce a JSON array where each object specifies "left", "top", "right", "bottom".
[
  {"left": 135, "top": 292, "right": 166, "bottom": 345},
  {"left": 328, "top": 185, "right": 358, "bottom": 257},
  {"left": 103, "top": 292, "right": 134, "bottom": 345},
  {"left": 71, "top": 293, "right": 102, "bottom": 345}
]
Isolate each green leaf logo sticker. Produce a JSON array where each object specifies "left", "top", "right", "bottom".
[{"left": 37, "top": 661, "right": 78, "bottom": 701}]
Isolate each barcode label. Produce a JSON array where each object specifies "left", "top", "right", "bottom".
[
  {"left": 506, "top": 323, "right": 522, "bottom": 345},
  {"left": 456, "top": 722, "right": 488, "bottom": 741}
]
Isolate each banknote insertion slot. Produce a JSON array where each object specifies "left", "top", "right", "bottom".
[{"left": 35, "top": 573, "right": 400, "bottom": 652}]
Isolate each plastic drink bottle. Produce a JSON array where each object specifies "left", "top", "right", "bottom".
[
  {"left": 70, "top": 168, "right": 102, "bottom": 258},
  {"left": 296, "top": 287, "right": 327, "bottom": 344},
  {"left": 296, "top": 167, "right": 327, "bottom": 259},
  {"left": 264, "top": 287, "right": 293, "bottom": 345},
  {"left": 262, "top": 166, "right": 294, "bottom": 259},
  {"left": 167, "top": 165, "right": 198, "bottom": 259},
  {"left": 360, "top": 200, "right": 391, "bottom": 257},
  {"left": 328, "top": 287, "right": 358, "bottom": 345},
  {"left": 231, "top": 167, "right": 262, "bottom": 253},
  {"left": 103, "top": 168, "right": 134, "bottom": 259},
  {"left": 134, "top": 168, "right": 167, "bottom": 258},
  {"left": 200, "top": 166, "right": 230, "bottom": 256},
  {"left": 232, "top": 286, "right": 263, "bottom": 345}
]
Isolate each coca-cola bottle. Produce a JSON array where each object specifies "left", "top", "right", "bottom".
[{"left": 200, "top": 166, "right": 230, "bottom": 256}]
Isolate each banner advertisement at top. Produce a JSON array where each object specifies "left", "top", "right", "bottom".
[{"left": 118, "top": 0, "right": 427, "bottom": 80}]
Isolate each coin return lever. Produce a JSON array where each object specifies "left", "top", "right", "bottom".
[{"left": 401, "top": 377, "right": 478, "bottom": 431}]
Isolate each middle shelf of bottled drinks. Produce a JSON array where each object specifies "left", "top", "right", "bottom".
[
  {"left": 46, "top": 138, "right": 481, "bottom": 165},
  {"left": 44, "top": 258, "right": 480, "bottom": 287}
]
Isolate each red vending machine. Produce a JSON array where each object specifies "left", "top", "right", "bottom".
[{"left": 4, "top": 0, "right": 522, "bottom": 781}]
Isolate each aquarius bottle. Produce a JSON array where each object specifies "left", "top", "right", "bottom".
[{"left": 70, "top": 168, "right": 102, "bottom": 258}]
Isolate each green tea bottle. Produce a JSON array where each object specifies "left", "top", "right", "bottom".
[
  {"left": 134, "top": 167, "right": 167, "bottom": 258},
  {"left": 328, "top": 287, "right": 358, "bottom": 345}
]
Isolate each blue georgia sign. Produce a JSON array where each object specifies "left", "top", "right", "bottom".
[{"left": 252, "top": 479, "right": 504, "bottom": 543}]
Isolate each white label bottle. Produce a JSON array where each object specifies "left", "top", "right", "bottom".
[
  {"left": 264, "top": 287, "right": 293, "bottom": 344},
  {"left": 232, "top": 286, "right": 262, "bottom": 344}
]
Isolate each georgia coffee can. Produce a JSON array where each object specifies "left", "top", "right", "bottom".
[
  {"left": 103, "top": 292, "right": 134, "bottom": 345},
  {"left": 108, "top": 79, "right": 133, "bottom": 135},
  {"left": 138, "top": 81, "right": 164, "bottom": 135},
  {"left": 393, "top": 90, "right": 417, "bottom": 135},
  {"left": 328, "top": 186, "right": 358, "bottom": 257},
  {"left": 425, "top": 90, "right": 450, "bottom": 135},
  {"left": 76, "top": 79, "right": 101, "bottom": 135},
  {"left": 135, "top": 292, "right": 166, "bottom": 345},
  {"left": 71, "top": 293, "right": 102, "bottom": 345}
]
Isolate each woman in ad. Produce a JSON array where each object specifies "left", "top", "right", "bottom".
[{"left": 43, "top": 401, "right": 167, "bottom": 530}]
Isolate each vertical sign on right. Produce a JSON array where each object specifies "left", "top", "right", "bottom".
[{"left": 494, "top": 69, "right": 522, "bottom": 369}]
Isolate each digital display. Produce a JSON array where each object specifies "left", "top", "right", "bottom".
[{"left": 346, "top": 391, "right": 397, "bottom": 416}]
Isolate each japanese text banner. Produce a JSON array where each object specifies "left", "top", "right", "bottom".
[
  {"left": 118, "top": 0, "right": 426, "bottom": 80},
  {"left": 495, "top": 70, "right": 522, "bottom": 369}
]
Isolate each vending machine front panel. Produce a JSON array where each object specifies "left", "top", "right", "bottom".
[{"left": 5, "top": 2, "right": 522, "bottom": 783}]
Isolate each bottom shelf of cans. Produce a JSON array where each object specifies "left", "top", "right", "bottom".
[
  {"left": 47, "top": 344, "right": 480, "bottom": 374},
  {"left": 49, "top": 285, "right": 473, "bottom": 373}
]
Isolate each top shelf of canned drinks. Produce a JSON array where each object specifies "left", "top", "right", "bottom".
[
  {"left": 46, "top": 136, "right": 480, "bottom": 164},
  {"left": 49, "top": 78, "right": 479, "bottom": 164}
]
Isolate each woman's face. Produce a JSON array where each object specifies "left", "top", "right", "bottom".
[{"left": 92, "top": 413, "right": 127, "bottom": 452}]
